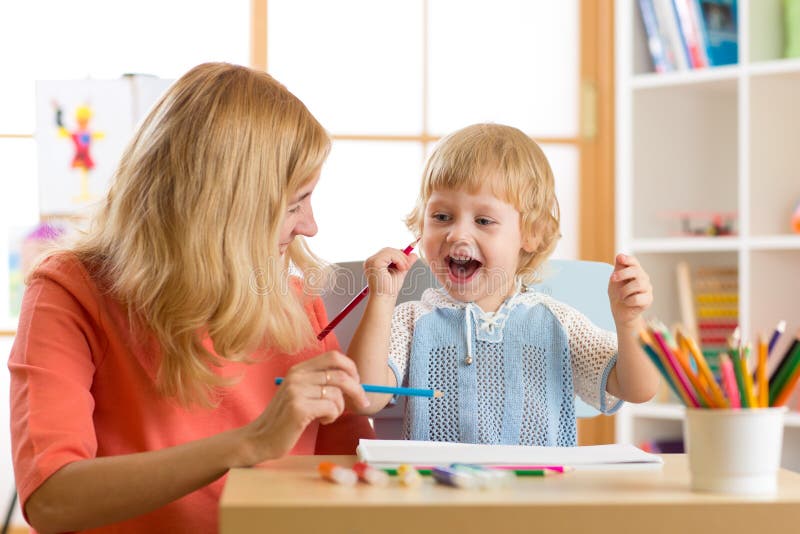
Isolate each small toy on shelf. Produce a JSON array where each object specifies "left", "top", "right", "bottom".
[
  {"left": 791, "top": 199, "right": 800, "bottom": 234},
  {"left": 660, "top": 211, "right": 738, "bottom": 237}
]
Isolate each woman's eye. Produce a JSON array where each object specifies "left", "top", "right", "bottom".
[{"left": 288, "top": 205, "right": 301, "bottom": 214}]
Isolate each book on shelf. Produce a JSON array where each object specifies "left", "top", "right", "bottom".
[
  {"left": 694, "top": 0, "right": 738, "bottom": 66},
  {"left": 673, "top": 0, "right": 709, "bottom": 68},
  {"left": 637, "top": 0, "right": 738, "bottom": 72},
  {"left": 638, "top": 0, "right": 676, "bottom": 72},
  {"left": 653, "top": 0, "right": 692, "bottom": 70}
]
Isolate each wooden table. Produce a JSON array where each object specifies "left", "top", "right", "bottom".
[{"left": 220, "top": 454, "right": 800, "bottom": 534}]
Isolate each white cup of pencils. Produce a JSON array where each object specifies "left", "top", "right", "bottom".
[
  {"left": 639, "top": 321, "right": 800, "bottom": 495},
  {"left": 684, "top": 406, "right": 785, "bottom": 495}
]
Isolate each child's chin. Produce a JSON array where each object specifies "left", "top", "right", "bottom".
[{"left": 441, "top": 281, "right": 482, "bottom": 302}]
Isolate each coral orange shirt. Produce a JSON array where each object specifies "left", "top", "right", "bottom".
[{"left": 9, "top": 254, "right": 362, "bottom": 533}]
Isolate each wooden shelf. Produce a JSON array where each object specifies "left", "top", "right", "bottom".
[
  {"left": 748, "top": 235, "right": 800, "bottom": 250},
  {"left": 630, "top": 237, "right": 741, "bottom": 253},
  {"left": 748, "top": 57, "right": 800, "bottom": 78},
  {"left": 631, "top": 65, "right": 740, "bottom": 90}
]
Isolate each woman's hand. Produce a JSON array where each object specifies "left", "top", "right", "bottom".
[
  {"left": 238, "top": 351, "right": 370, "bottom": 466},
  {"left": 364, "top": 247, "right": 418, "bottom": 301}
]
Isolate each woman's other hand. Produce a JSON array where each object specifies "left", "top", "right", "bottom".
[{"left": 237, "top": 351, "right": 370, "bottom": 465}]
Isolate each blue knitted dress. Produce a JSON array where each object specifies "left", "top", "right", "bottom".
[{"left": 387, "top": 286, "right": 623, "bottom": 446}]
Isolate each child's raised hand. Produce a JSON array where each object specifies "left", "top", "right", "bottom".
[
  {"left": 364, "top": 247, "right": 418, "bottom": 300},
  {"left": 608, "top": 253, "right": 653, "bottom": 328}
]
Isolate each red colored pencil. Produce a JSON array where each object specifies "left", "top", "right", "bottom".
[{"left": 317, "top": 242, "right": 417, "bottom": 341}]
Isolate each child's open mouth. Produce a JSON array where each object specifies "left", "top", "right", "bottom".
[{"left": 447, "top": 255, "right": 482, "bottom": 283}]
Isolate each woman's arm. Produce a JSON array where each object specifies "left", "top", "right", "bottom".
[
  {"left": 25, "top": 351, "right": 369, "bottom": 534},
  {"left": 347, "top": 248, "right": 417, "bottom": 414},
  {"left": 26, "top": 428, "right": 246, "bottom": 533}
]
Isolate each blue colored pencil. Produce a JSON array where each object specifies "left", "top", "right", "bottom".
[
  {"left": 768, "top": 320, "right": 787, "bottom": 356},
  {"left": 274, "top": 377, "right": 443, "bottom": 398}
]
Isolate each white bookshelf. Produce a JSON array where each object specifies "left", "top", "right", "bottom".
[{"left": 614, "top": 0, "right": 800, "bottom": 471}]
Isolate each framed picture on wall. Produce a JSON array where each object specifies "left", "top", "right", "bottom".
[{"left": 35, "top": 76, "right": 172, "bottom": 217}]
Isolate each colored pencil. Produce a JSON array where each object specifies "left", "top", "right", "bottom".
[
  {"left": 730, "top": 347, "right": 750, "bottom": 407},
  {"left": 639, "top": 336, "right": 685, "bottom": 403},
  {"left": 500, "top": 469, "right": 565, "bottom": 477},
  {"left": 719, "top": 353, "right": 741, "bottom": 409},
  {"left": 771, "top": 342, "right": 800, "bottom": 407},
  {"left": 274, "top": 377, "right": 443, "bottom": 398},
  {"left": 769, "top": 335, "right": 799, "bottom": 384},
  {"left": 740, "top": 345, "right": 758, "bottom": 408},
  {"left": 486, "top": 465, "right": 572, "bottom": 473},
  {"left": 652, "top": 330, "right": 700, "bottom": 407},
  {"left": 768, "top": 320, "right": 787, "bottom": 356},
  {"left": 769, "top": 336, "right": 800, "bottom": 406},
  {"left": 382, "top": 467, "right": 432, "bottom": 476},
  {"left": 677, "top": 329, "right": 728, "bottom": 408},
  {"left": 384, "top": 464, "right": 571, "bottom": 475},
  {"left": 757, "top": 334, "right": 769, "bottom": 408},
  {"left": 317, "top": 241, "right": 417, "bottom": 340},
  {"left": 673, "top": 345, "right": 714, "bottom": 407},
  {"left": 641, "top": 329, "right": 692, "bottom": 406}
]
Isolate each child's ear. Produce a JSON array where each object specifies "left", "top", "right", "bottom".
[{"left": 521, "top": 233, "right": 540, "bottom": 254}]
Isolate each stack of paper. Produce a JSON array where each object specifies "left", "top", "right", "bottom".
[{"left": 356, "top": 439, "right": 664, "bottom": 470}]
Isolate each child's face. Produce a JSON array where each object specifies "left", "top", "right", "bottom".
[{"left": 422, "top": 182, "right": 534, "bottom": 312}]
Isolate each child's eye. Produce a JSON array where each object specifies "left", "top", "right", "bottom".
[
  {"left": 432, "top": 213, "right": 451, "bottom": 222},
  {"left": 475, "top": 217, "right": 494, "bottom": 226}
]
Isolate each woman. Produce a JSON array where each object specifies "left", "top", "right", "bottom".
[{"left": 10, "top": 62, "right": 372, "bottom": 533}]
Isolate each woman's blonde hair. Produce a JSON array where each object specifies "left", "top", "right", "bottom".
[
  {"left": 70, "top": 62, "right": 331, "bottom": 406},
  {"left": 406, "top": 123, "right": 560, "bottom": 285}
]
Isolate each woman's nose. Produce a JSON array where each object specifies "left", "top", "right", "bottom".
[{"left": 294, "top": 206, "right": 318, "bottom": 238}]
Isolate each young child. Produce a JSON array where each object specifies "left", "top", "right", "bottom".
[{"left": 348, "top": 123, "right": 658, "bottom": 446}]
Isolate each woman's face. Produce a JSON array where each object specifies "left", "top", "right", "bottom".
[{"left": 278, "top": 168, "right": 321, "bottom": 255}]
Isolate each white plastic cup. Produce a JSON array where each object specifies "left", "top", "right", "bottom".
[{"left": 684, "top": 407, "right": 786, "bottom": 495}]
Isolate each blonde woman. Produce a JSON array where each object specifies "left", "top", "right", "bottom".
[{"left": 9, "top": 63, "right": 372, "bottom": 533}]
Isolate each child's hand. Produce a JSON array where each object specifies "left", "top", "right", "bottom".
[
  {"left": 364, "top": 247, "right": 418, "bottom": 300},
  {"left": 608, "top": 253, "right": 653, "bottom": 329}
]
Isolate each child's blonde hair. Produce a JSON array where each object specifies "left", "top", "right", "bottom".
[
  {"left": 68, "top": 62, "right": 331, "bottom": 406},
  {"left": 406, "top": 123, "right": 560, "bottom": 285}
]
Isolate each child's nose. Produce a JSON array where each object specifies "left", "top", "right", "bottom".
[{"left": 446, "top": 219, "right": 471, "bottom": 243}]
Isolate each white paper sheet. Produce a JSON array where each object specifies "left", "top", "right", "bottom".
[{"left": 357, "top": 439, "right": 664, "bottom": 470}]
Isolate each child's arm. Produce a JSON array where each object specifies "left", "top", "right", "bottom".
[
  {"left": 347, "top": 247, "right": 417, "bottom": 414},
  {"left": 606, "top": 253, "right": 660, "bottom": 403}
]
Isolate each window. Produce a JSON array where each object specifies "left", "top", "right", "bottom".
[
  {"left": 265, "top": 0, "right": 580, "bottom": 263},
  {"left": 0, "top": 0, "right": 250, "bottom": 328}
]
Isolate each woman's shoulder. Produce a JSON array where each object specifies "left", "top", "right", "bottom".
[
  {"left": 28, "top": 251, "right": 108, "bottom": 303},
  {"left": 31, "top": 251, "right": 90, "bottom": 283}
]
